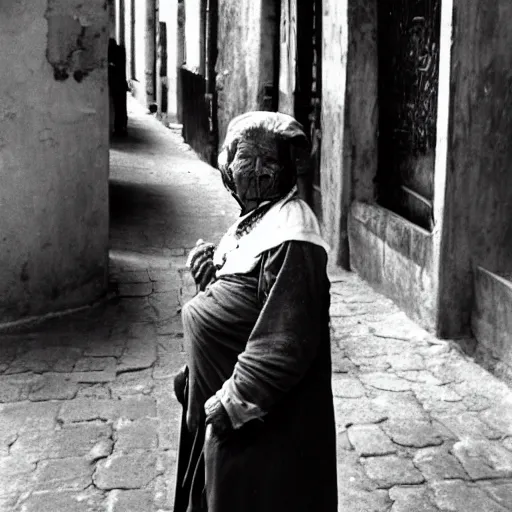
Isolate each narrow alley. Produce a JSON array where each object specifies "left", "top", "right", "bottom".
[{"left": 0, "top": 101, "right": 511, "bottom": 512}]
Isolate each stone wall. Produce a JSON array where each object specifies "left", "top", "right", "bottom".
[
  {"left": 216, "top": 0, "right": 278, "bottom": 146},
  {"left": 0, "top": 0, "right": 110, "bottom": 323}
]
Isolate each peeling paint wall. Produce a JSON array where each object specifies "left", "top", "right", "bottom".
[
  {"left": 216, "top": 0, "right": 278, "bottom": 145},
  {"left": 0, "top": 0, "right": 109, "bottom": 323}
]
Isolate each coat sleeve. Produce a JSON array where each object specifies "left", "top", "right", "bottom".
[{"left": 215, "top": 240, "right": 330, "bottom": 427}]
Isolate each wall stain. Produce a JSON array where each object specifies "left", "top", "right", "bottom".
[{"left": 45, "top": 6, "right": 105, "bottom": 83}]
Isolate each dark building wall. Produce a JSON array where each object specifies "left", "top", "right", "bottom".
[{"left": 439, "top": 0, "right": 512, "bottom": 338}]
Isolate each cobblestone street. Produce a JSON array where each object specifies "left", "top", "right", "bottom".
[{"left": 1, "top": 101, "right": 512, "bottom": 512}]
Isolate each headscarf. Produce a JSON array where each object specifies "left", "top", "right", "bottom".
[{"left": 217, "top": 111, "right": 310, "bottom": 215}]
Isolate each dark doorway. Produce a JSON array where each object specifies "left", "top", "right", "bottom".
[
  {"left": 377, "top": 0, "right": 441, "bottom": 230},
  {"left": 179, "top": 0, "right": 219, "bottom": 166},
  {"left": 294, "top": 0, "right": 323, "bottom": 221}
]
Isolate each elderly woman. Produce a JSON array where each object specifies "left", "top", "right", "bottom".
[{"left": 173, "top": 112, "right": 337, "bottom": 512}]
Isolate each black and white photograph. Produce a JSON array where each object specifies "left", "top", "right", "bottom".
[{"left": 1, "top": 1, "right": 512, "bottom": 511}]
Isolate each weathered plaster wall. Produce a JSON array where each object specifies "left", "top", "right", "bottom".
[
  {"left": 438, "top": 1, "right": 512, "bottom": 338},
  {"left": 320, "top": 0, "right": 349, "bottom": 265},
  {"left": 0, "top": 0, "right": 109, "bottom": 323},
  {"left": 216, "top": 0, "right": 277, "bottom": 145}
]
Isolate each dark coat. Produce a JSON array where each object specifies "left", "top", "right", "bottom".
[{"left": 175, "top": 241, "right": 337, "bottom": 512}]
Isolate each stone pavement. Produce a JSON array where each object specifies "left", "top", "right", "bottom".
[{"left": 1, "top": 99, "right": 512, "bottom": 512}]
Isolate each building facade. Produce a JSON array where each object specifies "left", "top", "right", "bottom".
[
  {"left": 180, "top": 0, "right": 512, "bottom": 382},
  {"left": 109, "top": 0, "right": 512, "bottom": 383}
]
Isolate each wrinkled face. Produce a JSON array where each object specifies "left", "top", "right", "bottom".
[
  {"left": 217, "top": 114, "right": 307, "bottom": 215},
  {"left": 230, "top": 140, "right": 284, "bottom": 213}
]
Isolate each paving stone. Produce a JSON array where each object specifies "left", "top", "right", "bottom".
[
  {"left": 152, "top": 280, "right": 181, "bottom": 293},
  {"left": 71, "top": 370, "right": 117, "bottom": 384},
  {"left": 413, "top": 446, "right": 468, "bottom": 481},
  {"left": 83, "top": 339, "right": 125, "bottom": 358},
  {"left": 107, "top": 489, "right": 154, "bottom": 512},
  {"left": 413, "top": 384, "right": 467, "bottom": 413},
  {"left": 118, "top": 282, "right": 153, "bottom": 297},
  {"left": 331, "top": 357, "right": 357, "bottom": 374},
  {"left": 461, "top": 393, "right": 492, "bottom": 412},
  {"left": 0, "top": 494, "right": 19, "bottom": 511},
  {"left": 153, "top": 349, "right": 187, "bottom": 380},
  {"left": 343, "top": 337, "right": 411, "bottom": 358},
  {"left": 1, "top": 401, "right": 59, "bottom": 433},
  {"left": 332, "top": 375, "right": 367, "bottom": 398},
  {"left": 330, "top": 319, "right": 372, "bottom": 338},
  {"left": 0, "top": 373, "right": 39, "bottom": 403},
  {"left": 369, "top": 314, "right": 428, "bottom": 341},
  {"left": 360, "top": 372, "right": 413, "bottom": 392},
  {"left": 452, "top": 438, "right": 512, "bottom": 480},
  {"left": 110, "top": 368, "right": 155, "bottom": 397},
  {"left": 58, "top": 397, "right": 157, "bottom": 423},
  {"left": 395, "top": 370, "right": 443, "bottom": 386},
  {"left": 149, "top": 292, "right": 182, "bottom": 322},
  {"left": 350, "top": 355, "right": 392, "bottom": 372},
  {"left": 18, "top": 488, "right": 105, "bottom": 512},
  {"left": 337, "top": 430, "right": 354, "bottom": 452},
  {"left": 0, "top": 455, "right": 37, "bottom": 496},
  {"left": 154, "top": 380, "right": 182, "bottom": 451},
  {"left": 362, "top": 455, "right": 425, "bottom": 488},
  {"left": 94, "top": 451, "right": 158, "bottom": 490},
  {"left": 6, "top": 347, "right": 82, "bottom": 374},
  {"left": 28, "top": 373, "right": 78, "bottom": 401},
  {"left": 347, "top": 425, "right": 396, "bottom": 456},
  {"left": 389, "top": 486, "right": 438, "bottom": 512},
  {"left": 386, "top": 353, "right": 426, "bottom": 371},
  {"left": 148, "top": 269, "right": 181, "bottom": 282},
  {"left": 32, "top": 457, "right": 94, "bottom": 491},
  {"left": 86, "top": 438, "right": 115, "bottom": 463},
  {"left": 381, "top": 418, "right": 444, "bottom": 448},
  {"left": 10, "top": 423, "right": 112, "bottom": 463},
  {"left": 0, "top": 431, "right": 17, "bottom": 456},
  {"left": 74, "top": 356, "right": 117, "bottom": 372},
  {"left": 114, "top": 270, "right": 151, "bottom": 284},
  {"left": 76, "top": 384, "right": 111, "bottom": 399},
  {"left": 478, "top": 481, "right": 512, "bottom": 510},
  {"left": 114, "top": 418, "right": 158, "bottom": 452},
  {"left": 371, "top": 391, "right": 428, "bottom": 421},
  {"left": 117, "top": 327, "right": 158, "bottom": 373},
  {"left": 155, "top": 458, "right": 178, "bottom": 511},
  {"left": 334, "top": 397, "right": 388, "bottom": 429},
  {"left": 430, "top": 480, "right": 510, "bottom": 512},
  {"left": 337, "top": 487, "right": 392, "bottom": 512},
  {"left": 434, "top": 412, "right": 502, "bottom": 440},
  {"left": 481, "top": 399, "right": 512, "bottom": 436}
]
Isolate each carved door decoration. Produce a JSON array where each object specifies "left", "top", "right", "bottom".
[{"left": 377, "top": 0, "right": 441, "bottom": 230}]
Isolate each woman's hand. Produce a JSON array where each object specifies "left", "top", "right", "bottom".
[
  {"left": 186, "top": 239, "right": 217, "bottom": 291},
  {"left": 205, "top": 395, "right": 233, "bottom": 439}
]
